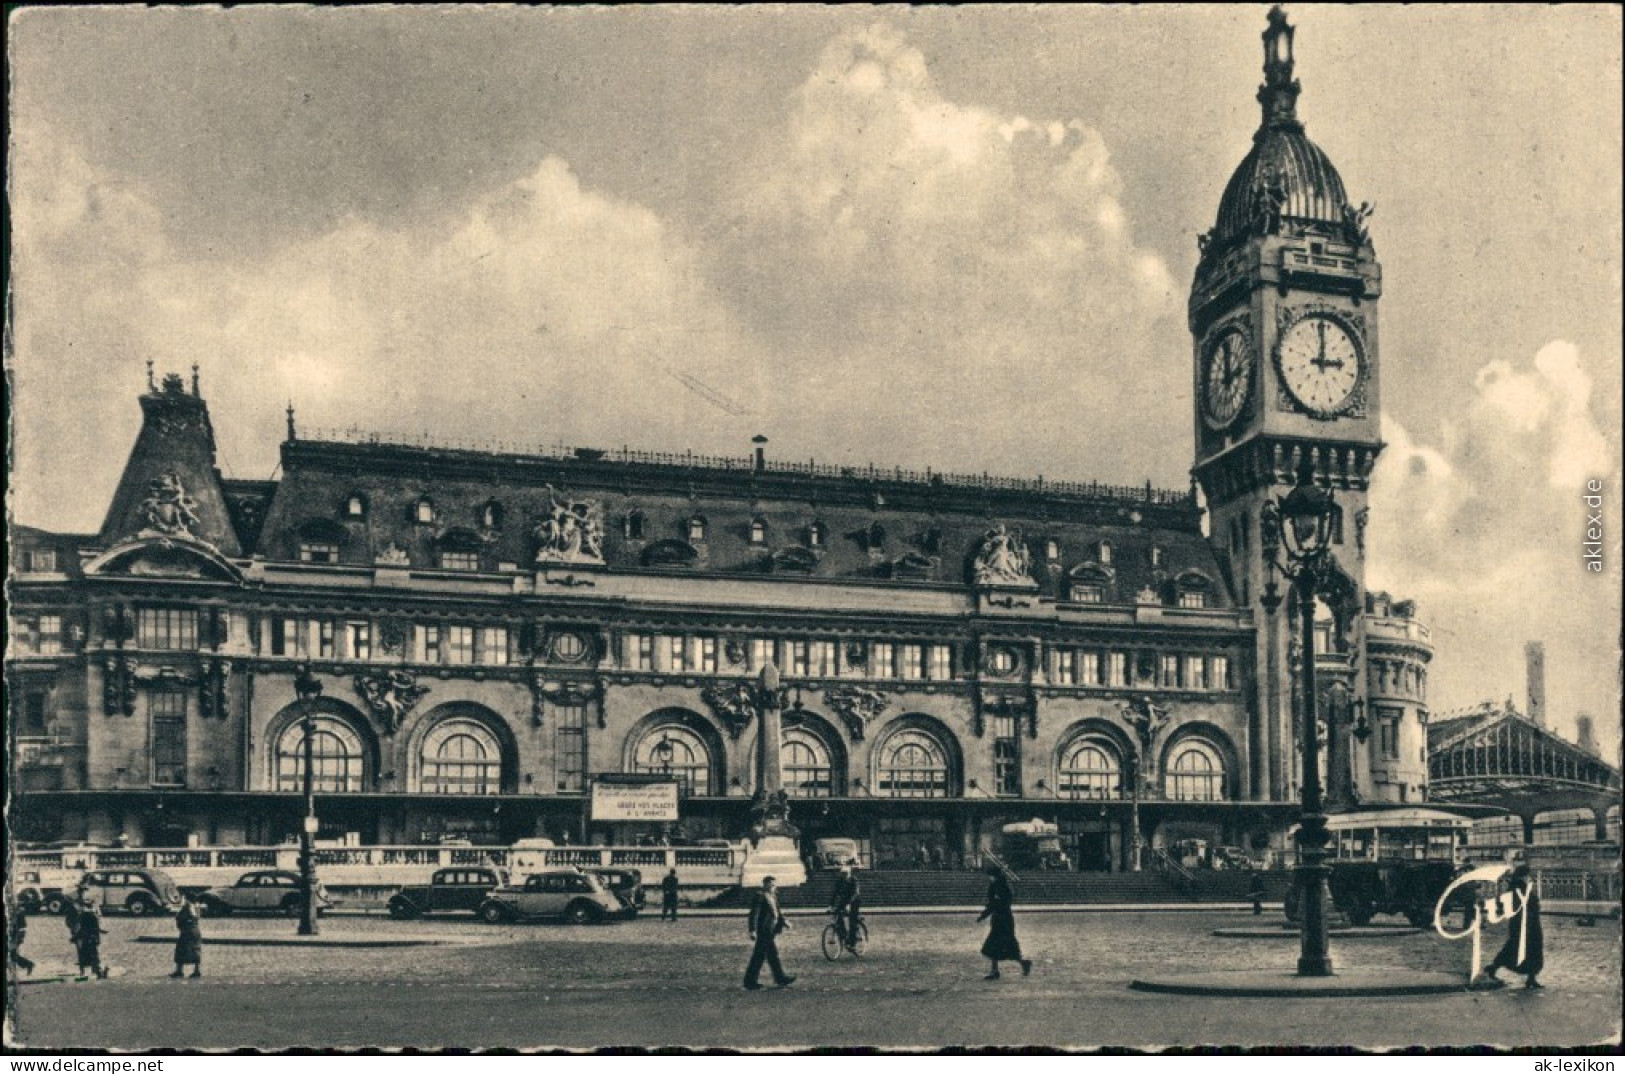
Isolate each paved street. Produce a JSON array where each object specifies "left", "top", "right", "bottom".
[{"left": 9, "top": 910, "right": 1619, "bottom": 1050}]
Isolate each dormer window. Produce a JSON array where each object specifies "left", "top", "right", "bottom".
[
  {"left": 440, "top": 551, "right": 480, "bottom": 572},
  {"left": 1045, "top": 540, "right": 1061, "bottom": 562},
  {"left": 688, "top": 516, "right": 707, "bottom": 542},
  {"left": 1068, "top": 563, "right": 1113, "bottom": 604},
  {"left": 866, "top": 522, "right": 886, "bottom": 550},
  {"left": 1098, "top": 541, "right": 1113, "bottom": 566},
  {"left": 437, "top": 529, "right": 484, "bottom": 572},
  {"left": 749, "top": 518, "right": 768, "bottom": 545},
  {"left": 295, "top": 518, "right": 347, "bottom": 564},
  {"left": 25, "top": 548, "right": 57, "bottom": 572},
  {"left": 624, "top": 511, "right": 646, "bottom": 540},
  {"left": 1150, "top": 545, "right": 1163, "bottom": 569},
  {"left": 1172, "top": 570, "right": 1214, "bottom": 610},
  {"left": 807, "top": 522, "right": 826, "bottom": 548},
  {"left": 345, "top": 494, "right": 367, "bottom": 519},
  {"left": 415, "top": 498, "right": 436, "bottom": 525},
  {"left": 299, "top": 541, "right": 339, "bottom": 564},
  {"left": 481, "top": 501, "right": 503, "bottom": 530}
]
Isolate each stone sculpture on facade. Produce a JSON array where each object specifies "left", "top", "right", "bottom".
[
  {"left": 702, "top": 680, "right": 777, "bottom": 739},
  {"left": 376, "top": 542, "right": 410, "bottom": 566},
  {"left": 354, "top": 669, "right": 430, "bottom": 735},
  {"left": 1341, "top": 200, "right": 1375, "bottom": 245},
  {"left": 823, "top": 685, "right": 891, "bottom": 741},
  {"left": 1119, "top": 696, "right": 1172, "bottom": 777},
  {"left": 534, "top": 486, "right": 605, "bottom": 565},
  {"left": 138, "top": 472, "right": 202, "bottom": 539},
  {"left": 972, "top": 523, "right": 1035, "bottom": 587}
]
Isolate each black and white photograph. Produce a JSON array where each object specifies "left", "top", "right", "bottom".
[{"left": 5, "top": 3, "right": 1621, "bottom": 1056}]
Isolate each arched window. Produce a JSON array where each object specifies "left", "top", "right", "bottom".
[
  {"left": 415, "top": 498, "right": 435, "bottom": 524},
  {"left": 275, "top": 717, "right": 364, "bottom": 793},
  {"left": 1045, "top": 539, "right": 1061, "bottom": 562},
  {"left": 1166, "top": 740, "right": 1226, "bottom": 802},
  {"left": 687, "top": 516, "right": 707, "bottom": 542},
  {"left": 807, "top": 522, "right": 826, "bottom": 548},
  {"left": 632, "top": 724, "right": 713, "bottom": 796},
  {"left": 1098, "top": 541, "right": 1113, "bottom": 566},
  {"left": 345, "top": 494, "right": 367, "bottom": 518},
  {"left": 784, "top": 727, "right": 833, "bottom": 797},
  {"left": 1059, "top": 737, "right": 1122, "bottom": 799},
  {"left": 480, "top": 501, "right": 503, "bottom": 530},
  {"left": 876, "top": 727, "right": 950, "bottom": 798},
  {"left": 420, "top": 719, "right": 502, "bottom": 795}
]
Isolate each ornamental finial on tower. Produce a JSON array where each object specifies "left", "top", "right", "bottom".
[{"left": 1258, "top": 6, "right": 1302, "bottom": 132}]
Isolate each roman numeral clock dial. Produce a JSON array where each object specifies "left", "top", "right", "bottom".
[
  {"left": 1276, "top": 313, "right": 1363, "bottom": 418},
  {"left": 1201, "top": 326, "right": 1251, "bottom": 430}
]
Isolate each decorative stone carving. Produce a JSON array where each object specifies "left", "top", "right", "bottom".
[
  {"left": 137, "top": 473, "right": 202, "bottom": 539},
  {"left": 102, "top": 655, "right": 136, "bottom": 716},
  {"left": 822, "top": 685, "right": 890, "bottom": 741},
  {"left": 724, "top": 639, "right": 747, "bottom": 667},
  {"left": 1119, "top": 696, "right": 1172, "bottom": 776},
  {"left": 534, "top": 486, "right": 605, "bottom": 565},
  {"left": 702, "top": 680, "right": 783, "bottom": 740},
  {"left": 1341, "top": 200, "right": 1374, "bottom": 245},
  {"left": 1250, "top": 169, "right": 1288, "bottom": 236},
  {"left": 770, "top": 546, "right": 819, "bottom": 574},
  {"left": 377, "top": 618, "right": 409, "bottom": 656},
  {"left": 1354, "top": 506, "right": 1370, "bottom": 556},
  {"left": 354, "top": 669, "right": 430, "bottom": 735},
  {"left": 199, "top": 657, "right": 232, "bottom": 719},
  {"left": 842, "top": 642, "right": 868, "bottom": 670},
  {"left": 530, "top": 675, "right": 603, "bottom": 726},
  {"left": 376, "top": 542, "right": 410, "bottom": 566},
  {"left": 972, "top": 523, "right": 1035, "bottom": 587}
]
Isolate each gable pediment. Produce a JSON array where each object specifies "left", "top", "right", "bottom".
[{"left": 83, "top": 536, "right": 246, "bottom": 584}]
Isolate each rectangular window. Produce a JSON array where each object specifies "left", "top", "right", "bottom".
[
  {"left": 1210, "top": 656, "right": 1230, "bottom": 690},
  {"left": 137, "top": 607, "right": 199, "bottom": 651},
  {"left": 926, "top": 645, "right": 952, "bottom": 680},
  {"left": 317, "top": 620, "right": 335, "bottom": 659},
  {"left": 663, "top": 635, "right": 687, "bottom": 673},
  {"left": 554, "top": 703, "right": 588, "bottom": 793},
  {"left": 899, "top": 645, "right": 924, "bottom": 681},
  {"left": 1080, "top": 651, "right": 1102, "bottom": 687},
  {"left": 1106, "top": 652, "right": 1127, "bottom": 688},
  {"left": 1073, "top": 585, "right": 1104, "bottom": 604},
  {"left": 481, "top": 626, "right": 509, "bottom": 666},
  {"left": 345, "top": 621, "right": 371, "bottom": 662},
  {"left": 1056, "top": 650, "right": 1075, "bottom": 685},
  {"left": 747, "top": 638, "right": 772, "bottom": 672},
  {"left": 36, "top": 614, "right": 63, "bottom": 655},
  {"left": 150, "top": 691, "right": 187, "bottom": 787},
  {"left": 446, "top": 625, "right": 475, "bottom": 665},
  {"left": 628, "top": 633, "right": 653, "bottom": 671},
  {"left": 23, "top": 692, "right": 49, "bottom": 735},
  {"left": 26, "top": 548, "right": 58, "bottom": 572},
  {"left": 699, "top": 636, "right": 718, "bottom": 674},
  {"left": 809, "top": 640, "right": 837, "bottom": 677},
  {"left": 871, "top": 643, "right": 895, "bottom": 680},
  {"left": 440, "top": 551, "right": 480, "bottom": 571},
  {"left": 271, "top": 618, "right": 301, "bottom": 657},
  {"left": 1378, "top": 707, "right": 1402, "bottom": 759},
  {"left": 417, "top": 624, "right": 442, "bottom": 664},
  {"left": 786, "top": 640, "right": 809, "bottom": 678},
  {"left": 1159, "top": 654, "right": 1181, "bottom": 688},
  {"left": 992, "top": 714, "right": 1022, "bottom": 797},
  {"left": 1313, "top": 621, "right": 1335, "bottom": 655},
  {"left": 1178, "top": 591, "right": 1206, "bottom": 609},
  {"left": 1185, "top": 656, "right": 1206, "bottom": 690},
  {"left": 299, "top": 542, "right": 339, "bottom": 564}
]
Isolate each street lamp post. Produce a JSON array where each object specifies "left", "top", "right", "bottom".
[
  {"left": 293, "top": 666, "right": 324, "bottom": 937},
  {"left": 1127, "top": 752, "right": 1144, "bottom": 873},
  {"left": 1260, "top": 464, "right": 1341, "bottom": 977}
]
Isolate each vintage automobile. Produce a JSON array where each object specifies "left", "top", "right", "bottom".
[
  {"left": 809, "top": 838, "right": 864, "bottom": 872},
  {"left": 15, "top": 868, "right": 79, "bottom": 915},
  {"left": 387, "top": 867, "right": 508, "bottom": 919},
  {"left": 1000, "top": 820, "right": 1070, "bottom": 871},
  {"left": 587, "top": 867, "right": 645, "bottom": 915},
  {"left": 77, "top": 868, "right": 186, "bottom": 916},
  {"left": 198, "top": 869, "right": 333, "bottom": 917},
  {"left": 477, "top": 868, "right": 626, "bottom": 925}
]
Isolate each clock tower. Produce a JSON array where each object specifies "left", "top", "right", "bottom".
[{"left": 1191, "top": 8, "right": 1383, "bottom": 803}]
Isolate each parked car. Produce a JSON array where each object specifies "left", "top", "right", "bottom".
[
  {"left": 77, "top": 868, "right": 185, "bottom": 916},
  {"left": 16, "top": 868, "right": 76, "bottom": 915},
  {"left": 1213, "top": 846, "right": 1257, "bottom": 871},
  {"left": 587, "top": 867, "right": 645, "bottom": 915},
  {"left": 809, "top": 838, "right": 863, "bottom": 872},
  {"left": 199, "top": 869, "right": 332, "bottom": 917},
  {"left": 477, "top": 868, "right": 625, "bottom": 925},
  {"left": 388, "top": 867, "right": 507, "bottom": 919}
]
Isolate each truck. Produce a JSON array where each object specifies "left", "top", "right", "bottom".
[{"left": 999, "top": 819, "right": 1070, "bottom": 871}]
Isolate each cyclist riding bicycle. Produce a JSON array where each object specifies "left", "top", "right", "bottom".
[{"left": 829, "top": 865, "right": 862, "bottom": 950}]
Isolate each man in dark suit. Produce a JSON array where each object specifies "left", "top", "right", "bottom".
[
  {"left": 743, "top": 876, "right": 795, "bottom": 990},
  {"left": 660, "top": 868, "right": 681, "bottom": 922},
  {"left": 829, "top": 866, "right": 862, "bottom": 950}
]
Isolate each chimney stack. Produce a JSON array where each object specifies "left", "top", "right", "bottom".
[
  {"left": 752, "top": 435, "right": 768, "bottom": 474},
  {"left": 1575, "top": 714, "right": 1598, "bottom": 757},
  {"left": 1524, "top": 641, "right": 1546, "bottom": 727}
]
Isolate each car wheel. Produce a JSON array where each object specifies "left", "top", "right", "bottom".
[
  {"left": 126, "top": 894, "right": 156, "bottom": 916},
  {"left": 479, "top": 902, "right": 510, "bottom": 925},
  {"left": 43, "top": 894, "right": 68, "bottom": 916},
  {"left": 565, "top": 901, "right": 601, "bottom": 926}
]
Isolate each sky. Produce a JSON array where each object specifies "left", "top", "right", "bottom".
[{"left": 8, "top": 5, "right": 1621, "bottom": 755}]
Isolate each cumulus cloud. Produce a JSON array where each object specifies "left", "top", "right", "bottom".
[{"left": 1368, "top": 341, "right": 1621, "bottom": 752}]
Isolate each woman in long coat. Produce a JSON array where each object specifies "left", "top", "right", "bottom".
[
  {"left": 172, "top": 898, "right": 204, "bottom": 978},
  {"left": 1483, "top": 865, "right": 1544, "bottom": 989},
  {"left": 73, "top": 901, "right": 109, "bottom": 979},
  {"left": 976, "top": 864, "right": 1032, "bottom": 980}
]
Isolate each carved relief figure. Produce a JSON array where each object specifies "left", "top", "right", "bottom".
[
  {"left": 353, "top": 670, "right": 430, "bottom": 735},
  {"left": 701, "top": 681, "right": 760, "bottom": 740},
  {"left": 1251, "top": 170, "right": 1289, "bottom": 236},
  {"left": 972, "top": 523, "right": 1034, "bottom": 587},
  {"left": 1341, "top": 200, "right": 1375, "bottom": 245},
  {"left": 534, "top": 486, "right": 605, "bottom": 565},
  {"left": 138, "top": 473, "right": 202, "bottom": 538},
  {"left": 823, "top": 685, "right": 891, "bottom": 741},
  {"left": 1119, "top": 696, "right": 1172, "bottom": 776},
  {"left": 376, "top": 542, "right": 410, "bottom": 566}
]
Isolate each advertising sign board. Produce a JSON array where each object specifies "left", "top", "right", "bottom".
[{"left": 590, "top": 780, "right": 679, "bottom": 822}]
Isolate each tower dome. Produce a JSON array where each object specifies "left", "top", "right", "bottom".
[{"left": 1209, "top": 8, "right": 1354, "bottom": 249}]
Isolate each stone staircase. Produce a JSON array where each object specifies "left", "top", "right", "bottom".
[{"left": 708, "top": 869, "right": 1294, "bottom": 909}]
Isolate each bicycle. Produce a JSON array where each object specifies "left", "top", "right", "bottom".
[{"left": 821, "top": 910, "right": 869, "bottom": 960}]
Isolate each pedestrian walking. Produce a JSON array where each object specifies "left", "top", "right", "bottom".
[
  {"left": 171, "top": 896, "right": 204, "bottom": 978},
  {"left": 72, "top": 900, "right": 109, "bottom": 979},
  {"left": 8, "top": 904, "right": 35, "bottom": 976},
  {"left": 829, "top": 865, "right": 862, "bottom": 951},
  {"left": 1248, "top": 868, "right": 1265, "bottom": 917},
  {"left": 1479, "top": 864, "right": 1545, "bottom": 990},
  {"left": 976, "top": 863, "right": 1031, "bottom": 980},
  {"left": 742, "top": 876, "right": 795, "bottom": 990},
  {"left": 660, "top": 867, "right": 681, "bottom": 922}
]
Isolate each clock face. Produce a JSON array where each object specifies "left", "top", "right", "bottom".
[
  {"left": 1202, "top": 327, "right": 1251, "bottom": 429},
  {"left": 1277, "top": 314, "right": 1362, "bottom": 415}
]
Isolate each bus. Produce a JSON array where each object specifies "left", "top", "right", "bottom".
[{"left": 1287, "top": 808, "right": 1479, "bottom": 926}]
